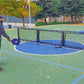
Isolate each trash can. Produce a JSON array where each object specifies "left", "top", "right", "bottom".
[{"left": 8, "top": 25, "right": 11, "bottom": 29}]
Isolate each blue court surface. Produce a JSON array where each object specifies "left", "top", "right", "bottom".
[
  {"left": 4, "top": 26, "right": 16, "bottom": 29},
  {"left": 15, "top": 40, "right": 84, "bottom": 55},
  {"left": 78, "top": 30, "right": 84, "bottom": 34}
]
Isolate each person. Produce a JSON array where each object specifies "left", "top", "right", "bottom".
[
  {"left": 0, "top": 13, "right": 12, "bottom": 49},
  {"left": 0, "top": 13, "right": 12, "bottom": 71}
]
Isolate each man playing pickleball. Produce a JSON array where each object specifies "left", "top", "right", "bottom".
[
  {"left": 0, "top": 13, "right": 12, "bottom": 71},
  {"left": 0, "top": 13, "right": 12, "bottom": 49}
]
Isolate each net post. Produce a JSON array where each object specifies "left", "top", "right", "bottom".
[
  {"left": 36, "top": 30, "right": 40, "bottom": 42},
  {"left": 17, "top": 27, "right": 20, "bottom": 40},
  {"left": 61, "top": 31, "right": 65, "bottom": 46}
]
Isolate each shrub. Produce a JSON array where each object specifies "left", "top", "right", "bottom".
[
  {"left": 36, "top": 21, "right": 71, "bottom": 26},
  {"left": 36, "top": 22, "right": 45, "bottom": 26},
  {"left": 48, "top": 22, "right": 71, "bottom": 25}
]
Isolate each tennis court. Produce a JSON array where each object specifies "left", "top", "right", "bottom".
[{"left": 0, "top": 25, "right": 84, "bottom": 84}]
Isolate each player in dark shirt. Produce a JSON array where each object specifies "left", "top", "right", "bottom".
[
  {"left": 0, "top": 13, "right": 12, "bottom": 49},
  {"left": 0, "top": 13, "right": 12, "bottom": 70}
]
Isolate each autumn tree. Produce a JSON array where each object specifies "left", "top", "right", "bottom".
[{"left": 0, "top": 0, "right": 43, "bottom": 27}]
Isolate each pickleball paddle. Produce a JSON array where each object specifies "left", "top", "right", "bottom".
[{"left": 12, "top": 38, "right": 20, "bottom": 45}]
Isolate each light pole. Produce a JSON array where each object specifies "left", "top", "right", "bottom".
[
  {"left": 27, "top": 0, "right": 31, "bottom": 28},
  {"left": 7, "top": 14, "right": 9, "bottom": 26}
]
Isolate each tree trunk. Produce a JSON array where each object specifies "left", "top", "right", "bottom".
[
  {"left": 71, "top": 15, "right": 74, "bottom": 24},
  {"left": 63, "top": 16, "right": 65, "bottom": 22},
  {"left": 63, "top": 14, "right": 65, "bottom": 22},
  {"left": 44, "top": 17, "right": 47, "bottom": 25},
  {"left": 22, "top": 16, "right": 25, "bottom": 27}
]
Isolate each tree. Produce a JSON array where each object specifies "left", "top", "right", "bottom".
[
  {"left": 77, "top": 0, "right": 84, "bottom": 16},
  {"left": 57, "top": 0, "right": 84, "bottom": 23},
  {"left": 35, "top": 0, "right": 59, "bottom": 25},
  {"left": 0, "top": 0, "right": 43, "bottom": 27}
]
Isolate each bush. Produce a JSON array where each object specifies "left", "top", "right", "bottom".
[
  {"left": 36, "top": 21, "right": 71, "bottom": 26},
  {"left": 36, "top": 22, "right": 45, "bottom": 26},
  {"left": 48, "top": 22, "right": 71, "bottom": 25}
]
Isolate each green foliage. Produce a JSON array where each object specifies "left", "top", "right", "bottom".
[
  {"left": 36, "top": 22, "right": 45, "bottom": 26},
  {"left": 36, "top": 21, "right": 71, "bottom": 26},
  {"left": 78, "top": 0, "right": 84, "bottom": 16},
  {"left": 48, "top": 22, "right": 71, "bottom": 25},
  {"left": 35, "top": 0, "right": 59, "bottom": 25},
  {"left": 57, "top": 0, "right": 84, "bottom": 23}
]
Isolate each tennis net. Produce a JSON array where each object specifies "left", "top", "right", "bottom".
[{"left": 17, "top": 28, "right": 84, "bottom": 50}]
